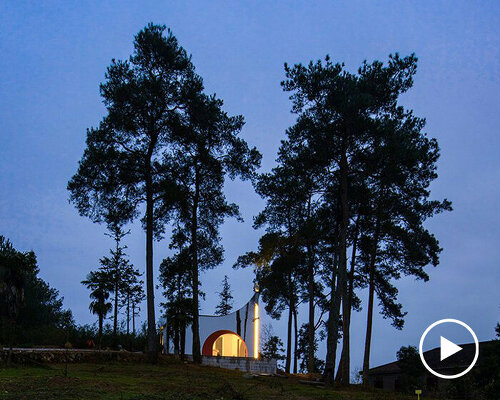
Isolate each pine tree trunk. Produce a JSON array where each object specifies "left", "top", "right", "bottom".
[
  {"left": 338, "top": 215, "right": 359, "bottom": 384},
  {"left": 191, "top": 166, "right": 202, "bottom": 363},
  {"left": 145, "top": 168, "right": 157, "bottom": 363},
  {"left": 362, "top": 219, "right": 380, "bottom": 384},
  {"left": 126, "top": 293, "right": 130, "bottom": 350},
  {"left": 336, "top": 242, "right": 357, "bottom": 383},
  {"left": 113, "top": 235, "right": 120, "bottom": 347},
  {"left": 180, "top": 321, "right": 186, "bottom": 361},
  {"left": 306, "top": 195, "right": 316, "bottom": 374},
  {"left": 285, "top": 301, "right": 293, "bottom": 373},
  {"left": 127, "top": 294, "right": 130, "bottom": 336},
  {"left": 325, "top": 254, "right": 340, "bottom": 383},
  {"left": 307, "top": 246, "right": 315, "bottom": 373},
  {"left": 174, "top": 316, "right": 179, "bottom": 355},
  {"left": 362, "top": 262, "right": 375, "bottom": 385},
  {"left": 132, "top": 303, "right": 135, "bottom": 336},
  {"left": 113, "top": 280, "right": 118, "bottom": 345},
  {"left": 335, "top": 290, "right": 347, "bottom": 383},
  {"left": 174, "top": 275, "right": 181, "bottom": 356},
  {"left": 293, "top": 304, "right": 298, "bottom": 374},
  {"left": 325, "top": 143, "right": 349, "bottom": 385},
  {"left": 339, "top": 277, "right": 350, "bottom": 384},
  {"left": 98, "top": 312, "right": 103, "bottom": 349}
]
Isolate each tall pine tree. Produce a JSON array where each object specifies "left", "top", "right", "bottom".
[
  {"left": 68, "top": 24, "right": 199, "bottom": 361},
  {"left": 160, "top": 91, "right": 261, "bottom": 362},
  {"left": 215, "top": 275, "right": 233, "bottom": 316}
]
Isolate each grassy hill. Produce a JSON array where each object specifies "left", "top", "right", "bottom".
[{"left": 0, "top": 357, "right": 416, "bottom": 400}]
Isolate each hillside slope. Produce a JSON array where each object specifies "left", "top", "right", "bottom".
[{"left": 0, "top": 357, "right": 416, "bottom": 400}]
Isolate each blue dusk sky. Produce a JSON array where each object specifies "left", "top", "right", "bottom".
[{"left": 0, "top": 1, "right": 499, "bottom": 374}]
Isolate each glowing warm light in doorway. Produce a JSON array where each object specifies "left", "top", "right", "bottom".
[{"left": 254, "top": 302, "right": 259, "bottom": 359}]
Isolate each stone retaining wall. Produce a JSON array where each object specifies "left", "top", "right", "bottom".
[
  {"left": 201, "top": 355, "right": 277, "bottom": 374},
  {"left": 1, "top": 349, "right": 277, "bottom": 374},
  {"left": 0, "top": 348, "right": 146, "bottom": 365}
]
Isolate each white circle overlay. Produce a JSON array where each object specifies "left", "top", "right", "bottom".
[{"left": 419, "top": 318, "right": 479, "bottom": 379}]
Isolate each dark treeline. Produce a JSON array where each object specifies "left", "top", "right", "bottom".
[
  {"left": 0, "top": 235, "right": 73, "bottom": 347},
  {"left": 0, "top": 235, "right": 147, "bottom": 351}
]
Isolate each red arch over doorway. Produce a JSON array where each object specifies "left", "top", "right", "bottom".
[{"left": 202, "top": 330, "right": 249, "bottom": 357}]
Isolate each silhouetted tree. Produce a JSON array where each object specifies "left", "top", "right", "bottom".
[
  {"left": 68, "top": 23, "right": 197, "bottom": 361},
  {"left": 99, "top": 221, "right": 137, "bottom": 345},
  {"left": 396, "top": 346, "right": 425, "bottom": 392},
  {"left": 161, "top": 90, "right": 261, "bottom": 363},
  {"left": 261, "top": 335, "right": 285, "bottom": 362},
  {"left": 359, "top": 110, "right": 451, "bottom": 384},
  {"left": 159, "top": 247, "right": 193, "bottom": 358},
  {"left": 81, "top": 270, "right": 112, "bottom": 347},
  {"left": 248, "top": 142, "right": 325, "bottom": 374},
  {"left": 0, "top": 236, "right": 36, "bottom": 345},
  {"left": 297, "top": 323, "right": 325, "bottom": 374},
  {"left": 120, "top": 265, "right": 144, "bottom": 337},
  {"left": 215, "top": 275, "right": 233, "bottom": 316},
  {"left": 235, "top": 233, "right": 303, "bottom": 373},
  {"left": 281, "top": 53, "right": 450, "bottom": 385},
  {"left": 130, "top": 282, "right": 145, "bottom": 337},
  {"left": 17, "top": 268, "right": 74, "bottom": 345},
  {"left": 1, "top": 236, "right": 73, "bottom": 347}
]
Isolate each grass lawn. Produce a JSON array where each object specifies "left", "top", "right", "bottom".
[{"left": 0, "top": 357, "right": 416, "bottom": 400}]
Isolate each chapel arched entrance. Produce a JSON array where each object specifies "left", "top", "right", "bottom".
[{"left": 202, "top": 330, "right": 248, "bottom": 357}]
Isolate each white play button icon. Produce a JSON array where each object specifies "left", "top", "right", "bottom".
[
  {"left": 440, "top": 336, "right": 462, "bottom": 361},
  {"left": 419, "top": 319, "right": 479, "bottom": 379}
]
